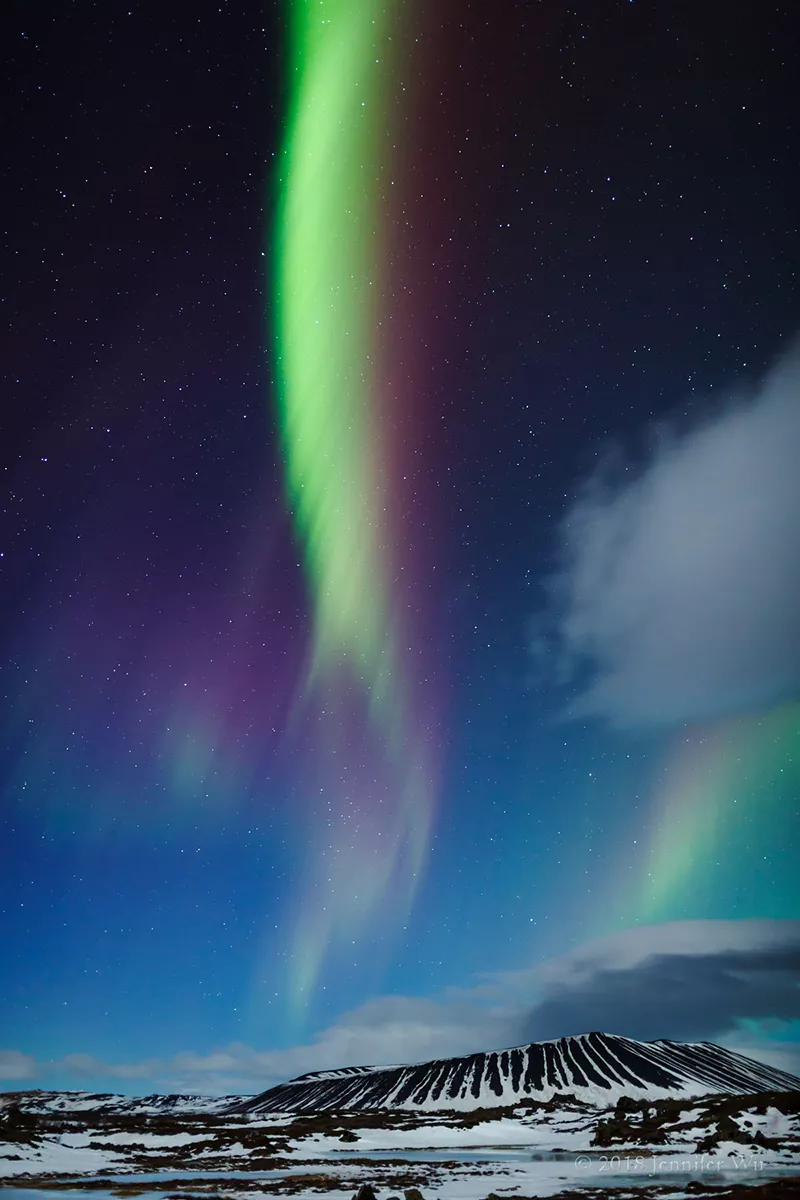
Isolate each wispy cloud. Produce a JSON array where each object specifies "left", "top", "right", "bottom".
[
  {"left": 546, "top": 344, "right": 800, "bottom": 726},
  {"left": 0, "top": 1049, "right": 38, "bottom": 1081},
  {"left": 4, "top": 993, "right": 521, "bottom": 1095},
  {"left": 522, "top": 919, "right": 800, "bottom": 1057},
  {"left": 59, "top": 1053, "right": 162, "bottom": 1081},
  {"left": 6, "top": 921, "right": 799, "bottom": 1093},
  {"left": 151, "top": 996, "right": 515, "bottom": 1095}
]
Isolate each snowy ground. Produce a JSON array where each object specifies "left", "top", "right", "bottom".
[{"left": 1, "top": 1088, "right": 799, "bottom": 1198}]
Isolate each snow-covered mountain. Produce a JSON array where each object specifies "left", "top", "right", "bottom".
[
  {"left": 237, "top": 1032, "right": 800, "bottom": 1113},
  {"left": 0, "top": 1090, "right": 249, "bottom": 1116}
]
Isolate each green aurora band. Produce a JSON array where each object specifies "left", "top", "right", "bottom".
[
  {"left": 637, "top": 703, "right": 800, "bottom": 922},
  {"left": 272, "top": 0, "right": 435, "bottom": 1011}
]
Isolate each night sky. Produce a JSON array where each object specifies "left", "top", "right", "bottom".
[{"left": 2, "top": 0, "right": 799, "bottom": 1095}]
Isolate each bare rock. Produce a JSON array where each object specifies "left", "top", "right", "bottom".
[{"left": 353, "top": 1186, "right": 378, "bottom": 1200}]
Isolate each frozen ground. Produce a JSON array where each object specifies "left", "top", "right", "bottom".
[{"left": 1, "top": 1087, "right": 799, "bottom": 1198}]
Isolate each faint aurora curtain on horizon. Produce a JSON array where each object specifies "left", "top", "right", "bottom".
[{"left": 271, "top": 0, "right": 441, "bottom": 1014}]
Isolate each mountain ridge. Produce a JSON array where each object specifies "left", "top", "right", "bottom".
[
  {"left": 236, "top": 1031, "right": 800, "bottom": 1113},
  {"left": 0, "top": 1090, "right": 246, "bottom": 1116}
]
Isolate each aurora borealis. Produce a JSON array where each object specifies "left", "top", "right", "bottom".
[
  {"left": 1, "top": 0, "right": 799, "bottom": 1094},
  {"left": 274, "top": 0, "right": 437, "bottom": 1012},
  {"left": 635, "top": 705, "right": 800, "bottom": 925}
]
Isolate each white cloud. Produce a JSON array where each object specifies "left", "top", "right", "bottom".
[
  {"left": 0, "top": 1049, "right": 38, "bottom": 1081},
  {"left": 58, "top": 1052, "right": 161, "bottom": 1080},
  {"left": 9, "top": 922, "right": 799, "bottom": 1094},
  {"left": 549, "top": 344, "right": 800, "bottom": 726},
  {"left": 10, "top": 993, "right": 521, "bottom": 1096},
  {"left": 521, "top": 919, "right": 800, "bottom": 1046},
  {"left": 530, "top": 919, "right": 800, "bottom": 988},
  {"left": 158, "top": 995, "right": 521, "bottom": 1093}
]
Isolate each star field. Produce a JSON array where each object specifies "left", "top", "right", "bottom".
[{"left": 1, "top": 0, "right": 798, "bottom": 1092}]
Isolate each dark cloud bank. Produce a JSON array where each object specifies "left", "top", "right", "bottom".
[{"left": 524, "top": 920, "right": 800, "bottom": 1045}]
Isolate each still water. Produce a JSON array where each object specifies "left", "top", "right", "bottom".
[{"left": 2, "top": 1152, "right": 798, "bottom": 1200}]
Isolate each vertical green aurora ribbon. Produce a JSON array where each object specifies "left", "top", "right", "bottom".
[
  {"left": 273, "top": 0, "right": 435, "bottom": 1011},
  {"left": 595, "top": 703, "right": 800, "bottom": 938},
  {"left": 637, "top": 704, "right": 800, "bottom": 921}
]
